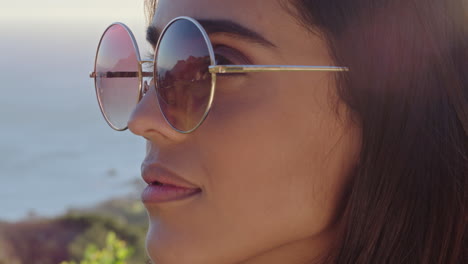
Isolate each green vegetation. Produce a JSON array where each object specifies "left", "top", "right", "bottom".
[
  {"left": 61, "top": 213, "right": 146, "bottom": 264},
  {"left": 61, "top": 231, "right": 133, "bottom": 264},
  {"left": 0, "top": 195, "right": 150, "bottom": 264}
]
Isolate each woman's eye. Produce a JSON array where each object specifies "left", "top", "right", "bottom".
[
  {"left": 215, "top": 54, "right": 234, "bottom": 65},
  {"left": 143, "top": 49, "right": 156, "bottom": 71},
  {"left": 213, "top": 45, "right": 250, "bottom": 66}
]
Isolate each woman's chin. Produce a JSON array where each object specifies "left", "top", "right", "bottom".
[{"left": 145, "top": 224, "right": 209, "bottom": 264}]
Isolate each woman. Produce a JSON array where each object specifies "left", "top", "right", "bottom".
[{"left": 92, "top": 0, "right": 467, "bottom": 263}]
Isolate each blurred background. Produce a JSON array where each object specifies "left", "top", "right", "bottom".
[{"left": 0, "top": 1, "right": 151, "bottom": 263}]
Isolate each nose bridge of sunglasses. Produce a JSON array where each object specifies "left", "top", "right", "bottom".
[
  {"left": 140, "top": 60, "right": 154, "bottom": 78},
  {"left": 140, "top": 60, "right": 154, "bottom": 65},
  {"left": 89, "top": 61, "right": 153, "bottom": 79}
]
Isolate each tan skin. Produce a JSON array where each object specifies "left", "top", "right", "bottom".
[{"left": 128, "top": 0, "right": 361, "bottom": 263}]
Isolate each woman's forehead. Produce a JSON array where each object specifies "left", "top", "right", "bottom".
[
  {"left": 154, "top": 0, "right": 280, "bottom": 18},
  {"left": 152, "top": 0, "right": 284, "bottom": 32},
  {"left": 151, "top": 0, "right": 328, "bottom": 58}
]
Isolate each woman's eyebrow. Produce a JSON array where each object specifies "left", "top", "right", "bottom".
[{"left": 146, "top": 19, "right": 277, "bottom": 49}]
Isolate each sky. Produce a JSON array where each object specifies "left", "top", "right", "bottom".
[
  {"left": 0, "top": 0, "right": 146, "bottom": 21},
  {"left": 0, "top": 0, "right": 151, "bottom": 61},
  {"left": 0, "top": 0, "right": 151, "bottom": 220}
]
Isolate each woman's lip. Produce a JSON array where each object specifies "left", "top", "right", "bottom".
[
  {"left": 141, "top": 163, "right": 200, "bottom": 189},
  {"left": 141, "top": 184, "right": 202, "bottom": 204}
]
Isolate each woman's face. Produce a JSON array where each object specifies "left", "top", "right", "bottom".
[{"left": 128, "top": 0, "right": 361, "bottom": 263}]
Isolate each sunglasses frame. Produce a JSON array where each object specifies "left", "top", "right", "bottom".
[
  {"left": 90, "top": 16, "right": 349, "bottom": 133},
  {"left": 90, "top": 22, "right": 153, "bottom": 131}
]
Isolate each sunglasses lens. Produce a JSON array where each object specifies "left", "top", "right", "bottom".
[
  {"left": 156, "top": 19, "right": 213, "bottom": 132},
  {"left": 95, "top": 24, "right": 140, "bottom": 130}
]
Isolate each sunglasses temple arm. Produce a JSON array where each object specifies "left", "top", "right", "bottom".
[
  {"left": 89, "top": 71, "right": 153, "bottom": 78},
  {"left": 209, "top": 65, "right": 349, "bottom": 73}
]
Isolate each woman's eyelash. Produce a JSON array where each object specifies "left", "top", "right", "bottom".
[
  {"left": 143, "top": 46, "right": 249, "bottom": 77},
  {"left": 213, "top": 45, "right": 251, "bottom": 65},
  {"left": 143, "top": 50, "right": 155, "bottom": 70},
  {"left": 143, "top": 50, "right": 155, "bottom": 61},
  {"left": 215, "top": 54, "right": 234, "bottom": 65},
  {"left": 144, "top": 45, "right": 250, "bottom": 65}
]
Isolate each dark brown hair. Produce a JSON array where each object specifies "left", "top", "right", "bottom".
[
  {"left": 145, "top": 0, "right": 467, "bottom": 263},
  {"left": 288, "top": 0, "right": 467, "bottom": 263}
]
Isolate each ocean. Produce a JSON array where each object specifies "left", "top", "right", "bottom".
[{"left": 0, "top": 17, "right": 151, "bottom": 221}]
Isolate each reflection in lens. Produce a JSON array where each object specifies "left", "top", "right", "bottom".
[
  {"left": 156, "top": 19, "right": 213, "bottom": 132},
  {"left": 95, "top": 23, "right": 140, "bottom": 130}
]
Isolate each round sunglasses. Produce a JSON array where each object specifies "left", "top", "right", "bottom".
[{"left": 90, "top": 16, "right": 349, "bottom": 133}]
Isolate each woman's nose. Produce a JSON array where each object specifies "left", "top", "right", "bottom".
[{"left": 128, "top": 81, "right": 186, "bottom": 142}]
